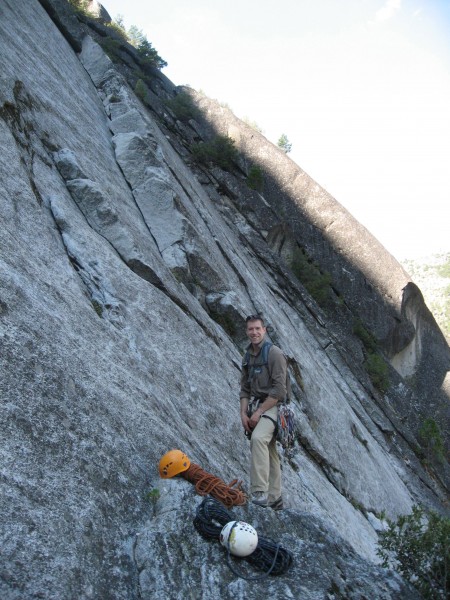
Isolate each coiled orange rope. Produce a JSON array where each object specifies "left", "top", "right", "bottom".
[{"left": 180, "top": 463, "right": 247, "bottom": 508}]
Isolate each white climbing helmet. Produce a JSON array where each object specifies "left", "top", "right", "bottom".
[{"left": 220, "top": 520, "right": 258, "bottom": 557}]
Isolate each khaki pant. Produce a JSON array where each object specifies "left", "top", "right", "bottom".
[{"left": 250, "top": 404, "right": 281, "bottom": 502}]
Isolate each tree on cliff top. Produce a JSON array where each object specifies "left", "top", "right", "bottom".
[{"left": 277, "top": 133, "right": 292, "bottom": 153}]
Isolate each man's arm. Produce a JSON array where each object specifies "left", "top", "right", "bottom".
[
  {"left": 267, "top": 347, "right": 287, "bottom": 401},
  {"left": 240, "top": 397, "right": 251, "bottom": 432}
]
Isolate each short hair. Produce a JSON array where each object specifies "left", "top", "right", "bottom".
[{"left": 245, "top": 314, "right": 265, "bottom": 326}]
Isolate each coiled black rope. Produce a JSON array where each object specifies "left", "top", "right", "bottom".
[{"left": 193, "top": 497, "right": 293, "bottom": 580}]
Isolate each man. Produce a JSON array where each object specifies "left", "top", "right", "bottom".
[{"left": 240, "top": 314, "right": 287, "bottom": 510}]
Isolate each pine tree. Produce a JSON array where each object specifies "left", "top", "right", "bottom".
[{"left": 277, "top": 133, "right": 292, "bottom": 153}]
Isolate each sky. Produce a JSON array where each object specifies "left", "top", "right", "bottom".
[{"left": 100, "top": 0, "right": 450, "bottom": 262}]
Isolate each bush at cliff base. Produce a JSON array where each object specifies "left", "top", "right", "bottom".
[{"left": 377, "top": 505, "right": 450, "bottom": 599}]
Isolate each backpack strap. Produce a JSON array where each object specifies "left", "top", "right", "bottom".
[
  {"left": 243, "top": 341, "right": 292, "bottom": 403},
  {"left": 244, "top": 341, "right": 273, "bottom": 383}
]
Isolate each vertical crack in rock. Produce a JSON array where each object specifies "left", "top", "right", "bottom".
[
  {"left": 46, "top": 194, "right": 125, "bottom": 328},
  {"left": 52, "top": 147, "right": 170, "bottom": 294},
  {"left": 0, "top": 81, "right": 47, "bottom": 206}
]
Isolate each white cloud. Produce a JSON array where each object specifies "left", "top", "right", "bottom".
[{"left": 374, "top": 0, "right": 402, "bottom": 22}]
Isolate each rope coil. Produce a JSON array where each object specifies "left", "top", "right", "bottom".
[
  {"left": 181, "top": 463, "right": 247, "bottom": 508},
  {"left": 193, "top": 497, "right": 293, "bottom": 579}
]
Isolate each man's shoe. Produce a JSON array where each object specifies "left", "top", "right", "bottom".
[
  {"left": 268, "top": 497, "right": 284, "bottom": 511},
  {"left": 251, "top": 491, "right": 268, "bottom": 507}
]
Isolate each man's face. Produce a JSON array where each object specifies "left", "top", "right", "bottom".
[{"left": 246, "top": 319, "right": 266, "bottom": 346}]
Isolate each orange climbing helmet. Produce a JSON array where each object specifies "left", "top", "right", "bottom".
[{"left": 158, "top": 449, "right": 191, "bottom": 479}]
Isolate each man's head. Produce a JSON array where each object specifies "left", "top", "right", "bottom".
[{"left": 246, "top": 314, "right": 266, "bottom": 347}]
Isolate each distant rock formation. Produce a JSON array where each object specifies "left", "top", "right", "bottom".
[{"left": 402, "top": 252, "right": 450, "bottom": 343}]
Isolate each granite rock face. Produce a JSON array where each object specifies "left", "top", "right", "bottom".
[
  {"left": 134, "top": 480, "right": 422, "bottom": 600},
  {"left": 0, "top": 1, "right": 448, "bottom": 598}
]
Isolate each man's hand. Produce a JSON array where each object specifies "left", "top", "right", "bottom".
[
  {"left": 248, "top": 409, "right": 262, "bottom": 430},
  {"left": 247, "top": 396, "right": 278, "bottom": 430},
  {"left": 240, "top": 398, "right": 252, "bottom": 433},
  {"left": 241, "top": 413, "right": 253, "bottom": 433}
]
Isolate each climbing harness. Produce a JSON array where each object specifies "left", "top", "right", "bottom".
[
  {"left": 181, "top": 463, "right": 247, "bottom": 508},
  {"left": 158, "top": 450, "right": 247, "bottom": 508},
  {"left": 194, "top": 497, "right": 293, "bottom": 580},
  {"left": 243, "top": 340, "right": 297, "bottom": 453},
  {"left": 246, "top": 400, "right": 296, "bottom": 454}
]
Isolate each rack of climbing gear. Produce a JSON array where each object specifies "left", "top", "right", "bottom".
[
  {"left": 194, "top": 496, "right": 293, "bottom": 580},
  {"left": 277, "top": 403, "right": 296, "bottom": 453},
  {"left": 158, "top": 449, "right": 247, "bottom": 508}
]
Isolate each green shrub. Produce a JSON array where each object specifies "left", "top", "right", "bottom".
[
  {"left": 277, "top": 133, "right": 292, "bottom": 153},
  {"left": 102, "top": 21, "right": 166, "bottom": 69},
  {"left": 106, "top": 20, "right": 129, "bottom": 41},
  {"left": 353, "top": 319, "right": 379, "bottom": 353},
  {"left": 166, "top": 92, "right": 201, "bottom": 123},
  {"left": 377, "top": 505, "right": 450, "bottom": 599},
  {"left": 247, "top": 165, "right": 264, "bottom": 191},
  {"left": 290, "top": 247, "right": 332, "bottom": 308},
  {"left": 191, "top": 135, "right": 238, "bottom": 171},
  {"left": 127, "top": 24, "right": 146, "bottom": 47},
  {"left": 419, "top": 418, "right": 445, "bottom": 463},
  {"left": 144, "top": 488, "right": 160, "bottom": 504},
  {"left": 144, "top": 487, "right": 160, "bottom": 516},
  {"left": 364, "top": 353, "right": 389, "bottom": 393},
  {"left": 208, "top": 310, "right": 236, "bottom": 338},
  {"left": 134, "top": 79, "right": 148, "bottom": 103},
  {"left": 91, "top": 300, "right": 103, "bottom": 317},
  {"left": 307, "top": 271, "right": 332, "bottom": 307},
  {"left": 243, "top": 117, "right": 264, "bottom": 133},
  {"left": 353, "top": 318, "right": 390, "bottom": 392},
  {"left": 68, "top": 0, "right": 90, "bottom": 14},
  {"left": 99, "top": 37, "right": 122, "bottom": 62},
  {"left": 436, "top": 259, "right": 450, "bottom": 278},
  {"left": 135, "top": 38, "right": 167, "bottom": 70},
  {"left": 437, "top": 283, "right": 450, "bottom": 339},
  {"left": 132, "top": 69, "right": 152, "bottom": 85}
]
